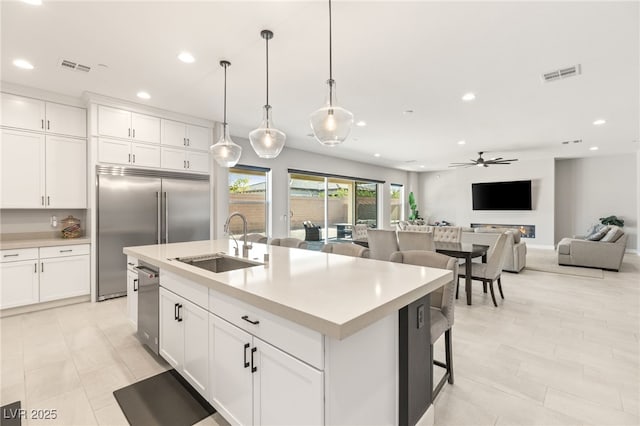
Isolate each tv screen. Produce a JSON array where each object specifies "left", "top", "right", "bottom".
[{"left": 472, "top": 180, "right": 532, "bottom": 210}]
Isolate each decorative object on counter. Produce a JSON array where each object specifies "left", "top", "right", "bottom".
[
  {"left": 61, "top": 215, "right": 81, "bottom": 238},
  {"left": 599, "top": 215, "right": 624, "bottom": 227},
  {"left": 210, "top": 60, "right": 242, "bottom": 167},
  {"left": 309, "top": 0, "right": 354, "bottom": 146},
  {"left": 249, "top": 29, "right": 286, "bottom": 159}
]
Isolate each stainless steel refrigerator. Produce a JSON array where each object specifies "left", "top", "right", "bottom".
[{"left": 97, "top": 166, "right": 210, "bottom": 300}]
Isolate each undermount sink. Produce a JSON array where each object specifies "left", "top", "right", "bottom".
[{"left": 175, "top": 254, "right": 262, "bottom": 273}]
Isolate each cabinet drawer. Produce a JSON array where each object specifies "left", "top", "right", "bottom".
[
  {"left": 209, "top": 289, "right": 324, "bottom": 370},
  {"left": 160, "top": 270, "right": 208, "bottom": 310},
  {"left": 39, "top": 244, "right": 90, "bottom": 259},
  {"left": 0, "top": 248, "right": 39, "bottom": 262}
]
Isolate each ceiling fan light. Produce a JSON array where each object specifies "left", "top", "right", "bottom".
[{"left": 250, "top": 105, "right": 286, "bottom": 158}]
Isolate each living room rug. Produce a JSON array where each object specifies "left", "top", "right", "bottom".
[
  {"left": 113, "top": 369, "right": 215, "bottom": 426},
  {"left": 525, "top": 248, "right": 604, "bottom": 279}
]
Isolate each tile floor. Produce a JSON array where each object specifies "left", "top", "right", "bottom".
[{"left": 1, "top": 250, "right": 638, "bottom": 426}]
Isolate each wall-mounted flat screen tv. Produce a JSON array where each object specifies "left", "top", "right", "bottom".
[{"left": 472, "top": 180, "right": 532, "bottom": 210}]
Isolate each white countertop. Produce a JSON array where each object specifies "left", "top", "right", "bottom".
[
  {"left": 124, "top": 239, "right": 452, "bottom": 340},
  {"left": 0, "top": 233, "right": 91, "bottom": 250}
]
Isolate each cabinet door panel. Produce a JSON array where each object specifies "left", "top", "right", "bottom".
[
  {"left": 45, "top": 102, "right": 86, "bottom": 138},
  {"left": 186, "top": 125, "right": 210, "bottom": 151},
  {"left": 45, "top": 136, "right": 87, "bottom": 208},
  {"left": 254, "top": 338, "right": 324, "bottom": 426},
  {"left": 186, "top": 151, "right": 210, "bottom": 173},
  {"left": 98, "top": 106, "right": 131, "bottom": 139},
  {"left": 132, "top": 113, "right": 160, "bottom": 144},
  {"left": 1, "top": 93, "right": 45, "bottom": 131},
  {"left": 132, "top": 143, "right": 160, "bottom": 168},
  {"left": 0, "top": 130, "right": 45, "bottom": 208},
  {"left": 0, "top": 260, "right": 39, "bottom": 309},
  {"left": 98, "top": 138, "right": 131, "bottom": 165},
  {"left": 160, "top": 288, "right": 183, "bottom": 369},
  {"left": 39, "top": 255, "right": 90, "bottom": 302},
  {"left": 127, "top": 270, "right": 138, "bottom": 328},
  {"left": 210, "top": 315, "right": 253, "bottom": 426},
  {"left": 161, "top": 120, "right": 187, "bottom": 147},
  {"left": 183, "top": 300, "right": 208, "bottom": 395},
  {"left": 160, "top": 147, "right": 186, "bottom": 171}
]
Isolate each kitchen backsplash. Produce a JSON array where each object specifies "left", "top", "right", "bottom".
[{"left": 0, "top": 209, "right": 87, "bottom": 235}]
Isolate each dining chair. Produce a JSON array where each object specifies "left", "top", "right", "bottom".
[
  {"left": 397, "top": 231, "right": 435, "bottom": 251},
  {"left": 270, "top": 237, "right": 308, "bottom": 249},
  {"left": 389, "top": 250, "right": 458, "bottom": 399},
  {"left": 458, "top": 232, "right": 508, "bottom": 307},
  {"left": 321, "top": 243, "right": 370, "bottom": 258},
  {"left": 366, "top": 229, "right": 399, "bottom": 261},
  {"left": 246, "top": 233, "right": 268, "bottom": 244}
]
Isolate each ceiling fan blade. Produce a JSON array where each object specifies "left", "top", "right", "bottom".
[{"left": 491, "top": 157, "right": 503, "bottom": 161}]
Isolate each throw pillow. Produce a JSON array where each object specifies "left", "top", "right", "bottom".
[
  {"left": 585, "top": 223, "right": 605, "bottom": 238},
  {"left": 586, "top": 226, "right": 609, "bottom": 241},
  {"left": 600, "top": 226, "right": 624, "bottom": 243}
]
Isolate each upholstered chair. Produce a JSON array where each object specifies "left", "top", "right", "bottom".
[
  {"left": 246, "top": 233, "right": 268, "bottom": 244},
  {"left": 397, "top": 231, "right": 435, "bottom": 251},
  {"left": 270, "top": 237, "right": 308, "bottom": 249},
  {"left": 458, "top": 233, "right": 508, "bottom": 307},
  {"left": 366, "top": 229, "right": 399, "bottom": 261},
  {"left": 321, "top": 243, "right": 370, "bottom": 258},
  {"left": 353, "top": 224, "right": 369, "bottom": 242},
  {"left": 389, "top": 250, "right": 458, "bottom": 399},
  {"left": 432, "top": 226, "right": 462, "bottom": 243}
]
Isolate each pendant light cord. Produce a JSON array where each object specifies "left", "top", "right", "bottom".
[
  {"left": 223, "top": 63, "right": 228, "bottom": 126},
  {"left": 265, "top": 35, "right": 270, "bottom": 107},
  {"left": 328, "top": 0, "right": 334, "bottom": 106}
]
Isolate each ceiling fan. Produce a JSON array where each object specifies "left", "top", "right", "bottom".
[{"left": 449, "top": 152, "right": 518, "bottom": 168}]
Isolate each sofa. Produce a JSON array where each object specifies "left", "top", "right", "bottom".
[
  {"left": 460, "top": 227, "right": 527, "bottom": 273},
  {"left": 557, "top": 225, "right": 627, "bottom": 271},
  {"left": 397, "top": 223, "right": 462, "bottom": 243}
]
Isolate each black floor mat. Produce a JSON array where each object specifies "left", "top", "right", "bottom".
[
  {"left": 1, "top": 401, "right": 22, "bottom": 426},
  {"left": 113, "top": 369, "right": 215, "bottom": 426}
]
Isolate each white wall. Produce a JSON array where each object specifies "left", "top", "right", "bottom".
[
  {"left": 213, "top": 135, "right": 411, "bottom": 238},
  {"left": 0, "top": 209, "right": 87, "bottom": 235},
  {"left": 418, "top": 158, "right": 556, "bottom": 247},
  {"left": 555, "top": 155, "right": 637, "bottom": 250}
]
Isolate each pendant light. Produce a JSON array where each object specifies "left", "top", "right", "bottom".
[
  {"left": 210, "top": 60, "right": 242, "bottom": 167},
  {"left": 249, "top": 30, "right": 286, "bottom": 159},
  {"left": 309, "top": 0, "right": 354, "bottom": 146}
]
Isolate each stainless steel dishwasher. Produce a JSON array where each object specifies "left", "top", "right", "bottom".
[{"left": 135, "top": 261, "right": 159, "bottom": 355}]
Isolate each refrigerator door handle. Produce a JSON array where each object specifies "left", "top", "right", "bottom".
[
  {"left": 156, "top": 191, "right": 161, "bottom": 244},
  {"left": 164, "top": 192, "right": 169, "bottom": 243}
]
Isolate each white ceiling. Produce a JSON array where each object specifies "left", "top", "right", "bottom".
[{"left": 2, "top": 1, "right": 639, "bottom": 171}]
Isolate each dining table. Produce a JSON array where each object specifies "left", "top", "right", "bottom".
[{"left": 434, "top": 242, "right": 490, "bottom": 305}]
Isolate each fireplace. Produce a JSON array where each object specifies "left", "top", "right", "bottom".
[{"left": 471, "top": 223, "right": 536, "bottom": 239}]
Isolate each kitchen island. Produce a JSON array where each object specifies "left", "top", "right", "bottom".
[{"left": 124, "top": 239, "right": 452, "bottom": 426}]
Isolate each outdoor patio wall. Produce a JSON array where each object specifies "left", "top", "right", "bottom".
[{"left": 213, "top": 134, "right": 412, "bottom": 238}]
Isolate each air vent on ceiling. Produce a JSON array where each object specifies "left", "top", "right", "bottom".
[
  {"left": 60, "top": 59, "right": 91, "bottom": 73},
  {"left": 542, "top": 64, "right": 581, "bottom": 83}
]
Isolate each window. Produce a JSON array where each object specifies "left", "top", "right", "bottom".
[
  {"left": 355, "top": 182, "right": 378, "bottom": 228},
  {"left": 228, "top": 167, "right": 269, "bottom": 236},
  {"left": 390, "top": 184, "right": 404, "bottom": 226}
]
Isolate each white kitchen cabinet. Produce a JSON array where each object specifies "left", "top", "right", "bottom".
[
  {"left": 209, "top": 314, "right": 323, "bottom": 426},
  {"left": 159, "top": 287, "right": 208, "bottom": 395},
  {"left": 161, "top": 147, "right": 209, "bottom": 173},
  {"left": 0, "top": 129, "right": 45, "bottom": 208},
  {"left": 161, "top": 120, "right": 210, "bottom": 150},
  {"left": 131, "top": 143, "right": 160, "bottom": 167},
  {"left": 98, "top": 137, "right": 160, "bottom": 168},
  {"left": 39, "top": 250, "right": 90, "bottom": 302},
  {"left": 126, "top": 270, "right": 139, "bottom": 328},
  {"left": 98, "top": 106, "right": 160, "bottom": 143},
  {"left": 0, "top": 130, "right": 86, "bottom": 209},
  {"left": 0, "top": 258, "right": 39, "bottom": 309},
  {"left": 1, "top": 93, "right": 85, "bottom": 138}
]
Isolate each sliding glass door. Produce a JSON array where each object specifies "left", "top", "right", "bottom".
[
  {"left": 355, "top": 182, "right": 378, "bottom": 228},
  {"left": 288, "top": 174, "right": 325, "bottom": 242}
]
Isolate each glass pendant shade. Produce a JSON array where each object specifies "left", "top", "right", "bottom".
[
  {"left": 211, "top": 124, "right": 242, "bottom": 167},
  {"left": 249, "top": 105, "right": 286, "bottom": 158},
  {"left": 310, "top": 79, "right": 354, "bottom": 146}
]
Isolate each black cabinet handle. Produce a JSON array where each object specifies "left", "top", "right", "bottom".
[
  {"left": 59, "top": 249, "right": 72, "bottom": 253},
  {"left": 251, "top": 347, "right": 257, "bottom": 373},
  {"left": 41, "top": 263, "right": 44, "bottom": 272},
  {"left": 177, "top": 304, "right": 183, "bottom": 322},
  {"left": 47, "top": 120, "right": 50, "bottom": 130},
  {"left": 133, "top": 129, "right": 136, "bottom": 138},
  {"left": 243, "top": 343, "right": 250, "bottom": 368},
  {"left": 3, "top": 254, "right": 19, "bottom": 258},
  {"left": 174, "top": 303, "right": 179, "bottom": 320},
  {"left": 34, "top": 263, "right": 37, "bottom": 273},
  {"left": 128, "top": 128, "right": 131, "bottom": 137},
  {"left": 133, "top": 279, "right": 138, "bottom": 292},
  {"left": 241, "top": 315, "right": 259, "bottom": 325},
  {"left": 41, "top": 119, "right": 44, "bottom": 129}
]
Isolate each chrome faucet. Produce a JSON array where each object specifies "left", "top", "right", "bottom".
[{"left": 224, "top": 212, "right": 252, "bottom": 258}]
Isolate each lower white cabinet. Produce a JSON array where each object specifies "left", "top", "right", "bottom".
[
  {"left": 0, "top": 259, "right": 39, "bottom": 309},
  {"left": 209, "top": 314, "right": 323, "bottom": 426},
  {"left": 39, "top": 251, "right": 90, "bottom": 302},
  {"left": 159, "top": 287, "right": 208, "bottom": 396}
]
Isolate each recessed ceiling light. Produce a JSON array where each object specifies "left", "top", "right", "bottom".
[
  {"left": 373, "top": 153, "right": 381, "bottom": 157},
  {"left": 402, "top": 110, "right": 414, "bottom": 115},
  {"left": 593, "top": 119, "right": 606, "bottom": 126},
  {"left": 419, "top": 165, "right": 425, "bottom": 168},
  {"left": 589, "top": 146, "right": 599, "bottom": 151},
  {"left": 462, "top": 92, "right": 476, "bottom": 101},
  {"left": 13, "top": 59, "right": 34, "bottom": 70},
  {"left": 457, "top": 140, "right": 466, "bottom": 145},
  {"left": 178, "top": 52, "right": 195, "bottom": 63},
  {"left": 21, "top": 0, "right": 42, "bottom": 5},
  {"left": 136, "top": 91, "right": 151, "bottom": 100},
  {"left": 356, "top": 120, "right": 366, "bottom": 127}
]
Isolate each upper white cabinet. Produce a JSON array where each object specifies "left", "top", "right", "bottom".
[
  {"left": 98, "top": 137, "right": 160, "bottom": 168},
  {"left": 161, "top": 120, "right": 211, "bottom": 151},
  {"left": 98, "top": 106, "right": 160, "bottom": 143},
  {"left": 1, "top": 93, "right": 86, "bottom": 138},
  {"left": 160, "top": 147, "right": 209, "bottom": 173},
  {"left": 0, "top": 129, "right": 86, "bottom": 208}
]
